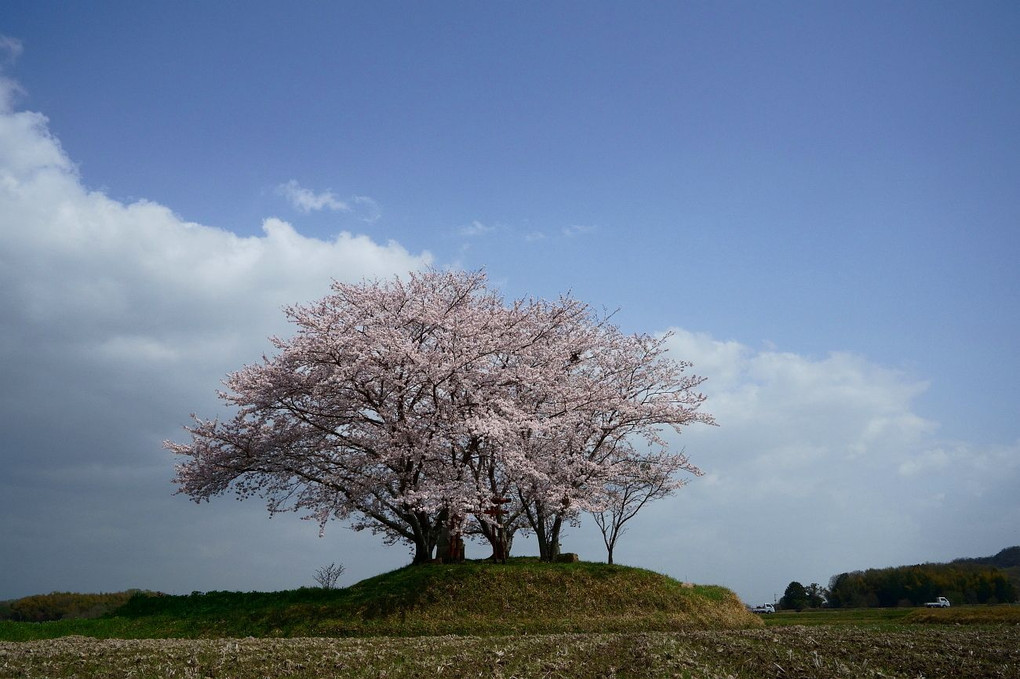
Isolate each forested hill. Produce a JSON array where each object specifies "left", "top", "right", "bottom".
[
  {"left": 827, "top": 546, "right": 1020, "bottom": 608},
  {"left": 954, "top": 546, "right": 1020, "bottom": 596},
  {"left": 953, "top": 546, "right": 1020, "bottom": 569}
]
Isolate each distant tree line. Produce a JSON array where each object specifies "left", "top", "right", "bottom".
[
  {"left": 778, "top": 581, "right": 827, "bottom": 610},
  {"left": 827, "top": 563, "right": 1017, "bottom": 608},
  {"left": 0, "top": 591, "right": 138, "bottom": 622},
  {"left": 953, "top": 546, "right": 1020, "bottom": 569}
]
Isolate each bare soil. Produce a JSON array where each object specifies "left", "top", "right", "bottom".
[{"left": 2, "top": 625, "right": 1019, "bottom": 678}]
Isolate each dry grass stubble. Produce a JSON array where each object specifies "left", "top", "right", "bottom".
[{"left": 3, "top": 626, "right": 1020, "bottom": 678}]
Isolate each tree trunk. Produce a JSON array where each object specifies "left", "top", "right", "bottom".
[
  {"left": 477, "top": 520, "right": 515, "bottom": 562},
  {"left": 603, "top": 521, "right": 619, "bottom": 565},
  {"left": 408, "top": 510, "right": 440, "bottom": 564},
  {"left": 411, "top": 535, "right": 434, "bottom": 564},
  {"left": 522, "top": 494, "right": 568, "bottom": 562},
  {"left": 535, "top": 513, "right": 553, "bottom": 561},
  {"left": 536, "top": 513, "right": 563, "bottom": 561},
  {"left": 548, "top": 514, "right": 563, "bottom": 561},
  {"left": 534, "top": 516, "right": 550, "bottom": 560}
]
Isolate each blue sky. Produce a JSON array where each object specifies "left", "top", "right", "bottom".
[{"left": 1, "top": 2, "right": 1018, "bottom": 606}]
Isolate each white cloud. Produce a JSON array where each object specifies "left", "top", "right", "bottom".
[
  {"left": 276, "top": 180, "right": 382, "bottom": 221},
  {"left": 562, "top": 224, "right": 595, "bottom": 237},
  {"left": 898, "top": 440, "right": 1020, "bottom": 487},
  {"left": 0, "top": 35, "right": 23, "bottom": 64},
  {"left": 0, "top": 107, "right": 72, "bottom": 175},
  {"left": 897, "top": 446, "right": 953, "bottom": 477},
  {"left": 277, "top": 179, "right": 348, "bottom": 212},
  {"left": 0, "top": 107, "right": 428, "bottom": 333},
  {"left": 561, "top": 328, "right": 1020, "bottom": 604},
  {"left": 352, "top": 194, "right": 382, "bottom": 222},
  {"left": 0, "top": 77, "right": 433, "bottom": 597},
  {"left": 0, "top": 80, "right": 432, "bottom": 417},
  {"left": 459, "top": 220, "right": 495, "bottom": 237}
]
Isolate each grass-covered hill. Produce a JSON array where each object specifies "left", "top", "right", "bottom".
[{"left": 1, "top": 559, "right": 760, "bottom": 640}]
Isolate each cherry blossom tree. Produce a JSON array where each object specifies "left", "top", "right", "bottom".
[
  {"left": 168, "top": 269, "right": 713, "bottom": 564},
  {"left": 591, "top": 451, "right": 698, "bottom": 565},
  {"left": 508, "top": 320, "right": 710, "bottom": 560}
]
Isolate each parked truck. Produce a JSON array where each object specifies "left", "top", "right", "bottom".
[
  {"left": 925, "top": 596, "right": 951, "bottom": 608},
  {"left": 750, "top": 603, "right": 776, "bottom": 614}
]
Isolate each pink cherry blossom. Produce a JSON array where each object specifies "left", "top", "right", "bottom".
[{"left": 168, "top": 270, "right": 713, "bottom": 563}]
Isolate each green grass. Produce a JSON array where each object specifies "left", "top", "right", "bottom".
[
  {"left": 0, "top": 559, "right": 760, "bottom": 641},
  {"left": 5, "top": 576, "right": 1020, "bottom": 677},
  {"left": 763, "top": 606, "right": 915, "bottom": 628},
  {"left": 763, "top": 604, "right": 1020, "bottom": 629}
]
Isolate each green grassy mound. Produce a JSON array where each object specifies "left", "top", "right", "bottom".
[{"left": 4, "top": 559, "right": 760, "bottom": 639}]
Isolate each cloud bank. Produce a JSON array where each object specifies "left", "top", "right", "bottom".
[
  {"left": 0, "top": 78, "right": 431, "bottom": 597},
  {"left": 574, "top": 330, "right": 1020, "bottom": 602}
]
